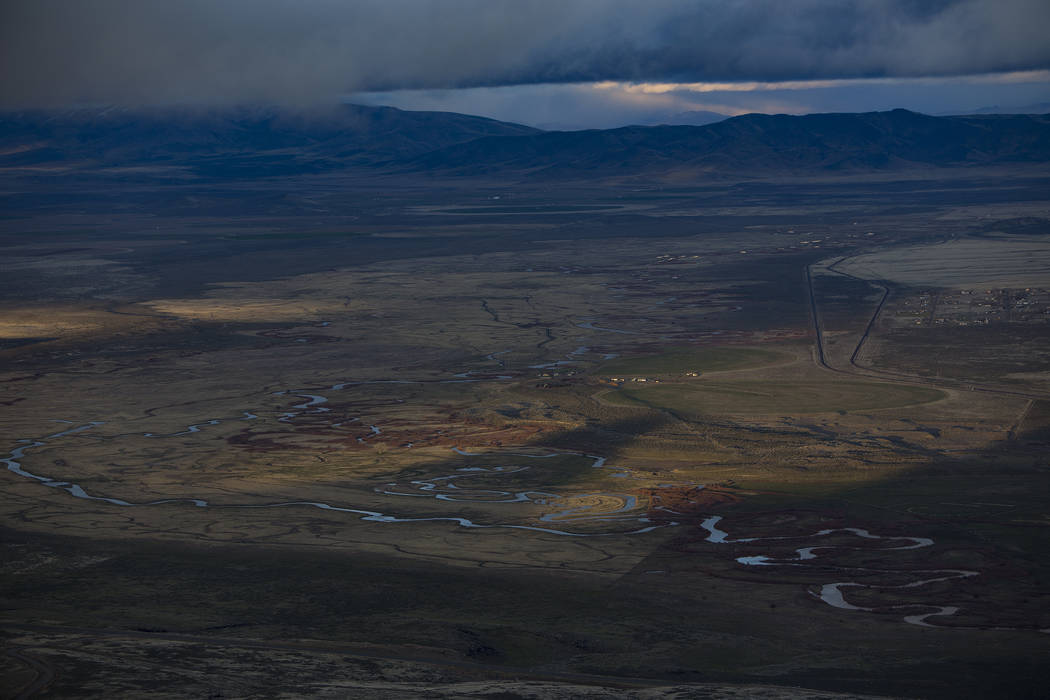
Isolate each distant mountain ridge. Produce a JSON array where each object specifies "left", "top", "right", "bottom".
[
  {"left": 407, "top": 109, "right": 1050, "bottom": 177},
  {"left": 646, "top": 110, "right": 730, "bottom": 127},
  {"left": 1, "top": 104, "right": 1047, "bottom": 179},
  {"left": 951, "top": 102, "right": 1050, "bottom": 116},
  {"left": 0, "top": 104, "right": 539, "bottom": 176}
]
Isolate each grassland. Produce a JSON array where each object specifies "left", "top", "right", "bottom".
[
  {"left": 597, "top": 346, "right": 788, "bottom": 376},
  {"left": 604, "top": 378, "right": 945, "bottom": 415},
  {"left": 1, "top": 171, "right": 1049, "bottom": 698}
]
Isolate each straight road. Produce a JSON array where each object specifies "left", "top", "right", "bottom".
[{"left": 805, "top": 260, "right": 1048, "bottom": 401}]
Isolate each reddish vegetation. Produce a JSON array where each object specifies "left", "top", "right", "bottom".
[
  {"left": 227, "top": 421, "right": 546, "bottom": 453},
  {"left": 423, "top": 424, "right": 547, "bottom": 449},
  {"left": 644, "top": 485, "right": 741, "bottom": 521}
]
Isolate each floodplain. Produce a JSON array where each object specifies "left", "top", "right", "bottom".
[{"left": 1, "top": 169, "right": 1049, "bottom": 698}]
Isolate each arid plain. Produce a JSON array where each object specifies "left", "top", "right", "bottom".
[{"left": 2, "top": 169, "right": 1049, "bottom": 698}]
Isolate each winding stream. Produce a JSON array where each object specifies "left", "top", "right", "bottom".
[
  {"left": 11, "top": 360, "right": 1030, "bottom": 629},
  {"left": 377, "top": 447, "right": 656, "bottom": 531},
  {"left": 3, "top": 368, "right": 668, "bottom": 537},
  {"left": 699, "top": 515, "right": 987, "bottom": 629},
  {"left": 2, "top": 423, "right": 667, "bottom": 537}
]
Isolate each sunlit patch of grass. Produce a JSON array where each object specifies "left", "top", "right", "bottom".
[
  {"left": 605, "top": 380, "right": 944, "bottom": 415},
  {"left": 597, "top": 346, "right": 789, "bottom": 376},
  {"left": 144, "top": 297, "right": 348, "bottom": 322}
]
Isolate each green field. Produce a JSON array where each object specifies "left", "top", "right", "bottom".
[
  {"left": 605, "top": 379, "right": 945, "bottom": 415},
  {"left": 597, "top": 347, "right": 789, "bottom": 376}
]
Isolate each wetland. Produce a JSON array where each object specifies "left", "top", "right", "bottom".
[{"left": 2, "top": 167, "right": 1049, "bottom": 699}]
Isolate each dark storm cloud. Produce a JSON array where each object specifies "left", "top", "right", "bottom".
[{"left": 2, "top": 0, "right": 1048, "bottom": 107}]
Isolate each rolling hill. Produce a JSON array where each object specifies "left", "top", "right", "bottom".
[
  {"left": 0, "top": 103, "right": 539, "bottom": 176},
  {"left": 1, "top": 105, "right": 1047, "bottom": 180},
  {"left": 406, "top": 109, "right": 1050, "bottom": 177}
]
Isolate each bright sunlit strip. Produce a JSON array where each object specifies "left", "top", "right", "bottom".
[{"left": 593, "top": 70, "right": 1050, "bottom": 94}]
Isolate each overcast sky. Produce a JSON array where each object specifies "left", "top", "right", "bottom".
[{"left": 2, "top": 0, "right": 1048, "bottom": 125}]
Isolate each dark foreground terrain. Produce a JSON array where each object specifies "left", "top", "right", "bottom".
[{"left": 1, "top": 109, "right": 1049, "bottom": 698}]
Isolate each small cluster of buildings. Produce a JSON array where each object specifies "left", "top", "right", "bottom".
[
  {"left": 607, "top": 371, "right": 701, "bottom": 384},
  {"left": 894, "top": 287, "right": 1050, "bottom": 327}
]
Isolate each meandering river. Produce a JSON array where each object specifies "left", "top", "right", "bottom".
[
  {"left": 698, "top": 514, "right": 994, "bottom": 629},
  {"left": 6, "top": 364, "right": 1024, "bottom": 630},
  {"left": 3, "top": 367, "right": 670, "bottom": 537}
]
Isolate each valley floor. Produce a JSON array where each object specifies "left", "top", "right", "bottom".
[{"left": 2, "top": 170, "right": 1048, "bottom": 698}]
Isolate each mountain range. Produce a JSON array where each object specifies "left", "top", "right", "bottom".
[
  {"left": 1, "top": 104, "right": 1047, "bottom": 180},
  {"left": 535, "top": 109, "right": 729, "bottom": 131}
]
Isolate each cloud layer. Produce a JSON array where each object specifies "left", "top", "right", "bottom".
[{"left": 2, "top": 0, "right": 1049, "bottom": 107}]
